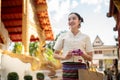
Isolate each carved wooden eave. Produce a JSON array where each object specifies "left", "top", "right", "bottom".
[
  {"left": 113, "top": 0, "right": 120, "bottom": 12},
  {"left": 1, "top": 0, "right": 54, "bottom": 52},
  {"left": 1, "top": 0, "right": 54, "bottom": 42},
  {"left": 107, "top": 0, "right": 115, "bottom": 17},
  {"left": 107, "top": 0, "right": 120, "bottom": 58}
]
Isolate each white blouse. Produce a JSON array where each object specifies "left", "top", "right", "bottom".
[{"left": 54, "top": 31, "right": 94, "bottom": 63}]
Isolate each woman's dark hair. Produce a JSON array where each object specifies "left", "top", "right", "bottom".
[{"left": 69, "top": 12, "right": 84, "bottom": 22}]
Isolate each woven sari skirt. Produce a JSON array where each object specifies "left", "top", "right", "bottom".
[{"left": 62, "top": 62, "right": 87, "bottom": 80}]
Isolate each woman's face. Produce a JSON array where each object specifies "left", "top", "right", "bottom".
[{"left": 68, "top": 14, "right": 80, "bottom": 30}]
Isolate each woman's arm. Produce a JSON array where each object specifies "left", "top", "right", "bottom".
[
  {"left": 53, "top": 50, "right": 64, "bottom": 60},
  {"left": 53, "top": 50, "right": 72, "bottom": 60}
]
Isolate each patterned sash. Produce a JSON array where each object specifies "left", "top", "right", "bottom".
[{"left": 62, "top": 62, "right": 87, "bottom": 80}]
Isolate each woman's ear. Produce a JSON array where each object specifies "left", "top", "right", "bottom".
[{"left": 78, "top": 20, "right": 82, "bottom": 28}]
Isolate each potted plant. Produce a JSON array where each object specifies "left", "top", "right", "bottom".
[
  {"left": 24, "top": 75, "right": 32, "bottom": 80},
  {"left": 7, "top": 72, "right": 19, "bottom": 80},
  {"left": 36, "top": 72, "right": 45, "bottom": 80}
]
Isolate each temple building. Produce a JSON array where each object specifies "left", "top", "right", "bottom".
[{"left": 93, "top": 35, "right": 117, "bottom": 71}]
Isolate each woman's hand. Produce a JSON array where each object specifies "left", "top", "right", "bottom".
[
  {"left": 63, "top": 51, "right": 72, "bottom": 60},
  {"left": 72, "top": 49, "right": 83, "bottom": 56}
]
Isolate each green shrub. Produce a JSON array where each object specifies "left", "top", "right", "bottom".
[
  {"left": 24, "top": 75, "right": 32, "bottom": 80},
  {"left": 7, "top": 72, "right": 19, "bottom": 80},
  {"left": 36, "top": 72, "right": 44, "bottom": 80}
]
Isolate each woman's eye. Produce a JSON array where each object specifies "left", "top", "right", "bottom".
[
  {"left": 73, "top": 17, "right": 77, "bottom": 20},
  {"left": 68, "top": 18, "right": 70, "bottom": 21},
  {"left": 73, "top": 18, "right": 75, "bottom": 20},
  {"left": 68, "top": 17, "right": 77, "bottom": 21}
]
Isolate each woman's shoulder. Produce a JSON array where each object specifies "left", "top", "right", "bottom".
[
  {"left": 59, "top": 32, "right": 68, "bottom": 37},
  {"left": 81, "top": 32, "right": 90, "bottom": 38}
]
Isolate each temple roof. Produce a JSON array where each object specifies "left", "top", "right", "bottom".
[{"left": 1, "top": 0, "right": 54, "bottom": 42}]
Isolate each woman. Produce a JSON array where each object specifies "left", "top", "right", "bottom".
[{"left": 53, "top": 12, "right": 94, "bottom": 80}]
